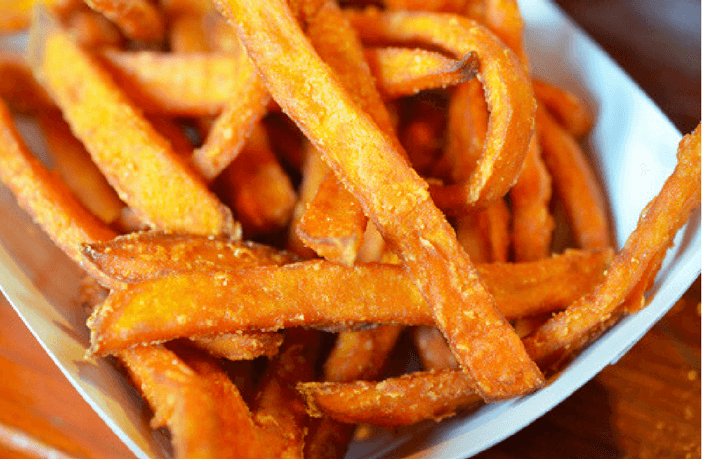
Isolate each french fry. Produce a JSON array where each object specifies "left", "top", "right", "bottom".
[
  {"left": 0, "top": 53, "right": 55, "bottom": 114},
  {"left": 524, "top": 125, "right": 701, "bottom": 365},
  {"left": 145, "top": 116, "right": 195, "bottom": 156},
  {"left": 84, "top": 0, "right": 166, "bottom": 43},
  {"left": 399, "top": 95, "right": 448, "bottom": 177},
  {"left": 536, "top": 105, "right": 612, "bottom": 249},
  {"left": 36, "top": 111, "right": 124, "bottom": 224},
  {"left": 190, "top": 332, "right": 283, "bottom": 360},
  {"left": 169, "top": 14, "right": 209, "bottom": 53},
  {"left": 88, "top": 248, "right": 613, "bottom": 355},
  {"left": 413, "top": 326, "right": 459, "bottom": 371},
  {"left": 82, "top": 231, "right": 297, "bottom": 284},
  {"left": 0, "top": 0, "right": 79, "bottom": 33},
  {"left": 299, "top": 369, "right": 482, "bottom": 427},
  {"left": 219, "top": 123, "right": 297, "bottom": 236},
  {"left": 28, "top": 9, "right": 239, "bottom": 237},
  {"left": 0, "top": 99, "right": 117, "bottom": 286},
  {"left": 456, "top": 199, "right": 511, "bottom": 263},
  {"left": 533, "top": 78, "right": 593, "bottom": 138},
  {"left": 66, "top": 9, "right": 124, "bottom": 49},
  {"left": 510, "top": 136, "right": 554, "bottom": 261}
]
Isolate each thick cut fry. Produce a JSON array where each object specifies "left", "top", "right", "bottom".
[
  {"left": 37, "top": 111, "right": 124, "bottom": 224},
  {"left": 82, "top": 231, "right": 297, "bottom": 283},
  {"left": 84, "top": 0, "right": 165, "bottom": 43},
  {"left": 536, "top": 105, "right": 611, "bottom": 249},
  {"left": 324, "top": 326, "right": 403, "bottom": 383},
  {"left": 215, "top": 0, "right": 541, "bottom": 399},
  {"left": 0, "top": 99, "right": 117, "bottom": 286},
  {"left": 28, "top": 10, "right": 239, "bottom": 237},
  {"left": 347, "top": 8, "right": 536, "bottom": 205},
  {"left": 190, "top": 332, "right": 283, "bottom": 360},
  {"left": 524, "top": 125, "right": 701, "bottom": 364},
  {"left": 67, "top": 10, "right": 124, "bottom": 48},
  {"left": 299, "top": 370, "right": 482, "bottom": 427},
  {"left": 510, "top": 136, "right": 554, "bottom": 261},
  {"left": 364, "top": 47, "right": 478, "bottom": 100},
  {"left": 88, "top": 249, "right": 613, "bottom": 355},
  {"left": 0, "top": 53, "right": 55, "bottom": 114},
  {"left": 413, "top": 326, "right": 459, "bottom": 370},
  {"left": 533, "top": 79, "right": 593, "bottom": 138},
  {"left": 219, "top": 123, "right": 297, "bottom": 235}
]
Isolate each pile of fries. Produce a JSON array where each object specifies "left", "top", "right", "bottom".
[{"left": 0, "top": 0, "right": 700, "bottom": 457}]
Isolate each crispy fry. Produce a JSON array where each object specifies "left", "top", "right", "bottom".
[
  {"left": 36, "top": 111, "right": 124, "bottom": 224},
  {"left": 324, "top": 326, "right": 403, "bottom": 383},
  {"left": 190, "top": 332, "right": 283, "bottom": 360},
  {"left": 533, "top": 78, "right": 593, "bottom": 138},
  {"left": 215, "top": 0, "right": 541, "bottom": 398},
  {"left": 82, "top": 231, "right": 297, "bottom": 283},
  {"left": 88, "top": 248, "right": 613, "bottom": 355},
  {"left": 299, "top": 370, "right": 482, "bottom": 427},
  {"left": 524, "top": 125, "right": 701, "bottom": 364},
  {"left": 28, "top": 9, "right": 239, "bottom": 237},
  {"left": 66, "top": 9, "right": 124, "bottom": 48},
  {"left": 413, "top": 326, "right": 459, "bottom": 371},
  {"left": 0, "top": 99, "right": 117, "bottom": 286},
  {"left": 455, "top": 198, "right": 511, "bottom": 263},
  {"left": 536, "top": 105, "right": 611, "bottom": 249},
  {"left": 364, "top": 47, "right": 478, "bottom": 100},
  {"left": 0, "top": 53, "right": 55, "bottom": 114},
  {"left": 84, "top": 0, "right": 165, "bottom": 43},
  {"left": 510, "top": 136, "right": 554, "bottom": 261},
  {"left": 219, "top": 123, "right": 297, "bottom": 235}
]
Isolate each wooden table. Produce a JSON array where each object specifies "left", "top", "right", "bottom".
[{"left": 0, "top": 1, "right": 699, "bottom": 458}]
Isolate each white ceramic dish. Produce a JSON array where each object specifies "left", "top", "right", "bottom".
[{"left": 0, "top": 1, "right": 699, "bottom": 458}]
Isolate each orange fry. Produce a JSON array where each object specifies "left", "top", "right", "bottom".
[
  {"left": 84, "top": 0, "right": 165, "bottom": 43},
  {"left": 82, "top": 231, "right": 297, "bottom": 284},
  {"left": 190, "top": 332, "right": 284, "bottom": 360},
  {"left": 0, "top": 0, "right": 78, "bottom": 33},
  {"left": 510, "top": 136, "right": 554, "bottom": 261},
  {"left": 0, "top": 53, "right": 55, "bottom": 114},
  {"left": 88, "top": 249, "right": 613, "bottom": 355},
  {"left": 536, "top": 105, "right": 611, "bottom": 249},
  {"left": 215, "top": 0, "right": 541, "bottom": 398},
  {"left": 66, "top": 9, "right": 124, "bottom": 49},
  {"left": 36, "top": 111, "right": 124, "bottom": 224},
  {"left": 0, "top": 99, "right": 117, "bottom": 286},
  {"left": 456, "top": 198, "right": 511, "bottom": 263},
  {"left": 533, "top": 78, "right": 593, "bottom": 138},
  {"left": 364, "top": 47, "right": 477, "bottom": 99},
  {"left": 169, "top": 14, "right": 209, "bottom": 53},
  {"left": 28, "top": 9, "right": 239, "bottom": 237},
  {"left": 299, "top": 369, "right": 481, "bottom": 427},
  {"left": 347, "top": 8, "right": 536, "bottom": 205},
  {"left": 524, "top": 125, "right": 701, "bottom": 364},
  {"left": 413, "top": 326, "right": 459, "bottom": 371}
]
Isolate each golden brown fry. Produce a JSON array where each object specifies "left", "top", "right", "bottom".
[
  {"left": 82, "top": 231, "right": 297, "bottom": 283},
  {"left": 190, "top": 332, "right": 284, "bottom": 360},
  {"left": 215, "top": 0, "right": 541, "bottom": 398},
  {"left": 29, "top": 9, "right": 239, "bottom": 237},
  {"left": 510, "top": 136, "right": 554, "bottom": 261},
  {"left": 536, "top": 105, "right": 611, "bottom": 249},
  {"left": 160, "top": 0, "right": 213, "bottom": 16},
  {"left": 145, "top": 116, "right": 195, "bottom": 156},
  {"left": 0, "top": 99, "right": 117, "bottom": 286},
  {"left": 88, "top": 249, "right": 613, "bottom": 355},
  {"left": 36, "top": 111, "right": 124, "bottom": 224},
  {"left": 364, "top": 47, "right": 477, "bottom": 100},
  {"left": 169, "top": 14, "right": 209, "bottom": 53},
  {"left": 456, "top": 198, "right": 511, "bottom": 263},
  {"left": 66, "top": 9, "right": 124, "bottom": 48},
  {"left": 0, "top": 53, "right": 55, "bottom": 114},
  {"left": 533, "top": 78, "right": 593, "bottom": 138},
  {"left": 299, "top": 370, "right": 482, "bottom": 427},
  {"left": 304, "top": 417, "right": 355, "bottom": 459},
  {"left": 524, "top": 125, "right": 701, "bottom": 364},
  {"left": 324, "top": 326, "right": 403, "bottom": 383},
  {"left": 413, "top": 326, "right": 459, "bottom": 371},
  {"left": 84, "top": 0, "right": 165, "bottom": 43},
  {"left": 219, "top": 123, "right": 297, "bottom": 236},
  {"left": 0, "top": 0, "right": 79, "bottom": 33}
]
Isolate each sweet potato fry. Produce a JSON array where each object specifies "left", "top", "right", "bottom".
[
  {"left": 160, "top": 0, "right": 213, "bottom": 16},
  {"left": 88, "top": 248, "right": 613, "bottom": 355},
  {"left": 219, "top": 123, "right": 297, "bottom": 235},
  {"left": 0, "top": 53, "right": 55, "bottom": 114},
  {"left": 37, "top": 111, "right": 124, "bottom": 224},
  {"left": 169, "top": 14, "right": 209, "bottom": 53},
  {"left": 0, "top": 99, "right": 117, "bottom": 286},
  {"left": 533, "top": 78, "right": 593, "bottom": 138},
  {"left": 0, "top": 0, "right": 79, "bottom": 33},
  {"left": 413, "top": 326, "right": 459, "bottom": 371},
  {"left": 299, "top": 369, "right": 482, "bottom": 427},
  {"left": 82, "top": 231, "right": 297, "bottom": 284},
  {"left": 524, "top": 125, "right": 701, "bottom": 364},
  {"left": 66, "top": 9, "right": 124, "bottom": 48},
  {"left": 536, "top": 105, "right": 611, "bottom": 249},
  {"left": 215, "top": 0, "right": 541, "bottom": 398},
  {"left": 364, "top": 47, "right": 478, "bottom": 100},
  {"left": 84, "top": 0, "right": 165, "bottom": 43},
  {"left": 28, "top": 9, "right": 239, "bottom": 237},
  {"left": 456, "top": 198, "right": 511, "bottom": 263},
  {"left": 510, "top": 136, "right": 554, "bottom": 261},
  {"left": 190, "top": 332, "right": 284, "bottom": 360}
]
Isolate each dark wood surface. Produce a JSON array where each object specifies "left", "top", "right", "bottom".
[{"left": 0, "top": 1, "right": 699, "bottom": 458}]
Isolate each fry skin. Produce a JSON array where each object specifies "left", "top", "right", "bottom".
[
  {"left": 190, "top": 332, "right": 284, "bottom": 360},
  {"left": 215, "top": 0, "right": 541, "bottom": 399},
  {"left": 88, "top": 249, "right": 613, "bottom": 355},
  {"left": 28, "top": 9, "right": 239, "bottom": 237},
  {"left": 524, "top": 125, "right": 701, "bottom": 364}
]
